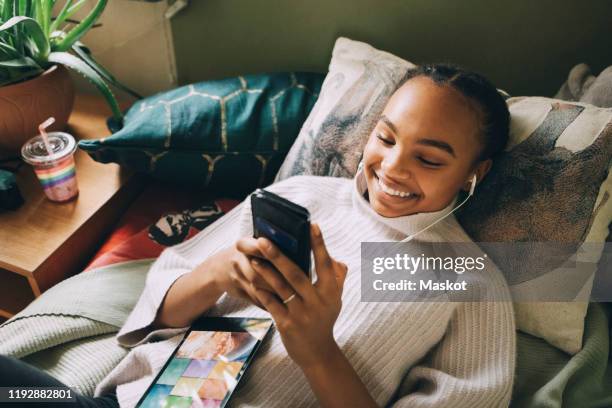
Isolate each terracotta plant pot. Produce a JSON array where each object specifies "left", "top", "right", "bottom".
[{"left": 0, "top": 65, "right": 75, "bottom": 156}]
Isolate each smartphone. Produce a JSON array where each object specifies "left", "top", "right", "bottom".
[
  {"left": 136, "top": 317, "right": 273, "bottom": 408},
  {"left": 250, "top": 189, "right": 311, "bottom": 277}
]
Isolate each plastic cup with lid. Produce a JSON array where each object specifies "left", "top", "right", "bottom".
[{"left": 21, "top": 132, "right": 79, "bottom": 202}]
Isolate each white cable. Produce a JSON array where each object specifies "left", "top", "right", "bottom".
[{"left": 400, "top": 174, "right": 477, "bottom": 243}]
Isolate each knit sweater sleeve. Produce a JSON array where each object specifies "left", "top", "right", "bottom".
[
  {"left": 116, "top": 200, "right": 252, "bottom": 347},
  {"left": 389, "top": 293, "right": 516, "bottom": 407},
  {"left": 114, "top": 176, "right": 306, "bottom": 347}
]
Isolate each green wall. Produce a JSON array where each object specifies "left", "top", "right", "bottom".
[{"left": 170, "top": 0, "right": 611, "bottom": 96}]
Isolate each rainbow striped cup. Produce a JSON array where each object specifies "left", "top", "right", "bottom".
[{"left": 21, "top": 132, "right": 79, "bottom": 202}]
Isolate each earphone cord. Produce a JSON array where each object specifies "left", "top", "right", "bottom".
[{"left": 400, "top": 192, "right": 473, "bottom": 243}]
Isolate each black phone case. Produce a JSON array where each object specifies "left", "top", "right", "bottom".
[{"left": 251, "top": 189, "right": 311, "bottom": 276}]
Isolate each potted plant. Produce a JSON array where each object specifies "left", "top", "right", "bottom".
[{"left": 0, "top": 0, "right": 139, "bottom": 154}]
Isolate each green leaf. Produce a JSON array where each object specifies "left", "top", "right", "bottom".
[
  {"left": 18, "top": 0, "right": 33, "bottom": 18},
  {"left": 40, "top": 0, "right": 54, "bottom": 37},
  {"left": 63, "top": 0, "right": 87, "bottom": 21},
  {"left": 33, "top": 0, "right": 43, "bottom": 25},
  {"left": 16, "top": 0, "right": 25, "bottom": 16},
  {"left": 48, "top": 51, "right": 123, "bottom": 123},
  {"left": 1, "top": 1, "right": 11, "bottom": 22},
  {"left": 71, "top": 41, "right": 142, "bottom": 99},
  {"left": 48, "top": 0, "right": 87, "bottom": 39},
  {"left": 49, "top": 0, "right": 74, "bottom": 33},
  {"left": 0, "top": 40, "right": 18, "bottom": 57},
  {"left": 54, "top": 0, "right": 106, "bottom": 52},
  {"left": 66, "top": 0, "right": 87, "bottom": 15},
  {"left": 0, "top": 55, "right": 40, "bottom": 67},
  {"left": 0, "top": 16, "right": 50, "bottom": 60}
]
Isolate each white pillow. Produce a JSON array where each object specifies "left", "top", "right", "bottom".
[{"left": 276, "top": 37, "right": 414, "bottom": 179}]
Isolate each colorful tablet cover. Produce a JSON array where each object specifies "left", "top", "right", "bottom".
[{"left": 137, "top": 317, "right": 273, "bottom": 408}]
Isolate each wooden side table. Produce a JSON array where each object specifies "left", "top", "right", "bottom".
[{"left": 0, "top": 94, "right": 144, "bottom": 321}]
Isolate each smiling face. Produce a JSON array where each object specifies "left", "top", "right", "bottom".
[{"left": 362, "top": 76, "right": 492, "bottom": 218}]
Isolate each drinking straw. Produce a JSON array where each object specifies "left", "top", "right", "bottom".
[{"left": 38, "top": 117, "right": 56, "bottom": 157}]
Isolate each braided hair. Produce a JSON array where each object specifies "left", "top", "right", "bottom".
[{"left": 400, "top": 64, "right": 510, "bottom": 161}]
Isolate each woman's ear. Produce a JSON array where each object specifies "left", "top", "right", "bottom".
[{"left": 463, "top": 159, "right": 492, "bottom": 192}]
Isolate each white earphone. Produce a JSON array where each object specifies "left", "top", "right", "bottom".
[
  {"left": 400, "top": 173, "right": 477, "bottom": 242},
  {"left": 468, "top": 173, "right": 477, "bottom": 196}
]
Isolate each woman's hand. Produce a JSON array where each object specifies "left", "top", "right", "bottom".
[
  {"left": 240, "top": 225, "right": 378, "bottom": 408},
  {"left": 239, "top": 224, "right": 348, "bottom": 369},
  {"left": 160, "top": 224, "right": 375, "bottom": 408},
  {"left": 208, "top": 245, "right": 275, "bottom": 309},
  {"left": 153, "top": 243, "right": 275, "bottom": 328}
]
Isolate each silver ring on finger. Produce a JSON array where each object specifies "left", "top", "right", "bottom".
[{"left": 282, "top": 293, "right": 296, "bottom": 304}]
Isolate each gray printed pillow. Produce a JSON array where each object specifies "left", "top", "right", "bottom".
[{"left": 457, "top": 98, "right": 612, "bottom": 354}]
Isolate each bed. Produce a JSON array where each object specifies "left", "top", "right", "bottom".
[
  {"left": 0, "top": 179, "right": 609, "bottom": 406},
  {"left": 1, "top": 2, "right": 611, "bottom": 405}
]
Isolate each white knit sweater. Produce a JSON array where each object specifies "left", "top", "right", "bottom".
[{"left": 96, "top": 171, "right": 516, "bottom": 407}]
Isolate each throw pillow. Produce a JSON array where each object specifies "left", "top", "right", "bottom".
[
  {"left": 457, "top": 97, "right": 611, "bottom": 354},
  {"left": 277, "top": 36, "right": 612, "bottom": 354},
  {"left": 79, "top": 72, "right": 324, "bottom": 198},
  {"left": 275, "top": 37, "right": 414, "bottom": 180}
]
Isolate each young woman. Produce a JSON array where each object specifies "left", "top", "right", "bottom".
[{"left": 1, "top": 64, "right": 516, "bottom": 408}]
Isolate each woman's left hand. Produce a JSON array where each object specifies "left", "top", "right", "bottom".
[{"left": 239, "top": 223, "right": 348, "bottom": 370}]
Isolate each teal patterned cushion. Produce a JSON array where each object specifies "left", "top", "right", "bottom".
[{"left": 79, "top": 72, "right": 324, "bottom": 197}]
